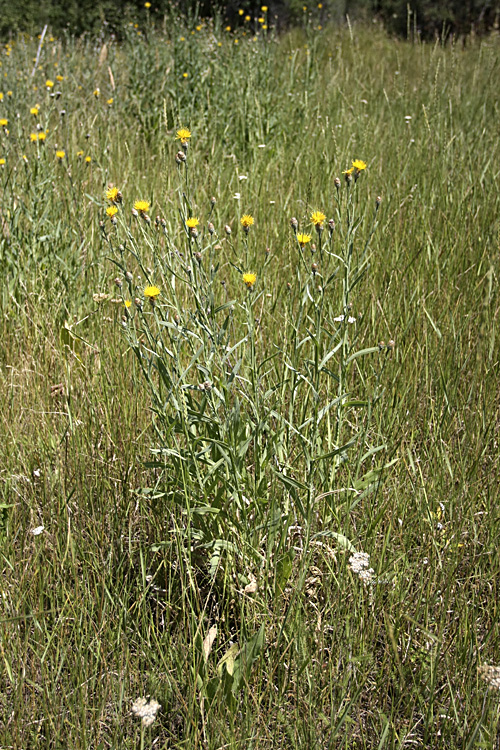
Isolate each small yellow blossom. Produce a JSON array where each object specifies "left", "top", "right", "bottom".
[
  {"left": 261, "top": 5, "right": 268, "bottom": 10},
  {"left": 106, "top": 186, "right": 121, "bottom": 203},
  {"left": 240, "top": 214, "right": 254, "bottom": 229},
  {"left": 37, "top": 131, "right": 47, "bottom": 141},
  {"left": 77, "top": 150, "right": 84, "bottom": 157},
  {"left": 311, "top": 211, "right": 326, "bottom": 228},
  {"left": 0, "top": 158, "right": 5, "bottom": 166},
  {"left": 107, "top": 98, "right": 113, "bottom": 105},
  {"left": 342, "top": 166, "right": 354, "bottom": 175},
  {"left": 124, "top": 299, "right": 132, "bottom": 308},
  {"left": 7, "top": 91, "right": 12, "bottom": 97},
  {"left": 245, "top": 15, "right": 251, "bottom": 21},
  {"left": 297, "top": 233, "right": 311, "bottom": 247},
  {"left": 225, "top": 25, "right": 231, "bottom": 31},
  {"left": 56, "top": 75, "right": 64, "bottom": 82},
  {"left": 145, "top": 1, "right": 151, "bottom": 6},
  {"left": 182, "top": 73, "right": 188, "bottom": 78},
  {"left": 85, "top": 155, "right": 91, "bottom": 163},
  {"left": 239, "top": 9, "right": 244, "bottom": 15},
  {"left": 242, "top": 272, "right": 257, "bottom": 288},
  {"left": 94, "top": 88, "right": 100, "bottom": 98},
  {"left": 176, "top": 127, "right": 191, "bottom": 143},
  {"left": 186, "top": 217, "right": 200, "bottom": 228},
  {"left": 258, "top": 17, "right": 265, "bottom": 23},
  {"left": 30, "top": 106, "right": 39, "bottom": 115},
  {"left": 0, "top": 118, "right": 7, "bottom": 127},
  {"left": 30, "top": 132, "right": 38, "bottom": 142},
  {"left": 134, "top": 200, "right": 150, "bottom": 214},
  {"left": 56, "top": 150, "right": 65, "bottom": 159},
  {"left": 0, "top": 94, "right": 3, "bottom": 101},
  {"left": 45, "top": 79, "right": 54, "bottom": 89},
  {"left": 352, "top": 159, "right": 367, "bottom": 173},
  {"left": 144, "top": 285, "right": 160, "bottom": 299},
  {"left": 106, "top": 205, "right": 118, "bottom": 218}
]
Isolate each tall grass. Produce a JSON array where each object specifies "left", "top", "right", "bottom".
[{"left": 0, "top": 15, "right": 499, "bottom": 749}]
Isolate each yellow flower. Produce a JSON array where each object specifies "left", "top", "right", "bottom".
[
  {"left": 245, "top": 15, "right": 251, "bottom": 21},
  {"left": 242, "top": 272, "right": 257, "bottom": 288},
  {"left": 258, "top": 17, "right": 265, "bottom": 23},
  {"left": 186, "top": 217, "right": 200, "bottom": 228},
  {"left": 311, "top": 211, "right": 326, "bottom": 228},
  {"left": 124, "top": 299, "right": 132, "bottom": 308},
  {"left": 77, "top": 150, "right": 84, "bottom": 157},
  {"left": 134, "top": 200, "right": 150, "bottom": 214},
  {"left": 261, "top": 5, "right": 268, "bottom": 10},
  {"left": 0, "top": 119, "right": 7, "bottom": 127},
  {"left": 30, "top": 132, "right": 38, "bottom": 142},
  {"left": 94, "top": 88, "right": 100, "bottom": 98},
  {"left": 107, "top": 98, "right": 113, "bottom": 105},
  {"left": 0, "top": 94, "right": 3, "bottom": 101},
  {"left": 106, "top": 186, "right": 121, "bottom": 203},
  {"left": 37, "top": 131, "right": 47, "bottom": 141},
  {"left": 85, "top": 155, "right": 91, "bottom": 163},
  {"left": 56, "top": 75, "right": 64, "bottom": 82},
  {"left": 45, "top": 79, "right": 54, "bottom": 88},
  {"left": 56, "top": 150, "right": 65, "bottom": 159},
  {"left": 240, "top": 214, "right": 254, "bottom": 229},
  {"left": 106, "top": 205, "right": 118, "bottom": 218},
  {"left": 182, "top": 73, "right": 188, "bottom": 78},
  {"left": 352, "top": 159, "right": 367, "bottom": 172},
  {"left": 144, "top": 285, "right": 160, "bottom": 299},
  {"left": 342, "top": 167, "right": 354, "bottom": 175},
  {"left": 0, "top": 158, "right": 5, "bottom": 166},
  {"left": 145, "top": 1, "right": 151, "bottom": 6},
  {"left": 176, "top": 129, "right": 191, "bottom": 146},
  {"left": 297, "top": 233, "right": 311, "bottom": 247},
  {"left": 30, "top": 106, "right": 39, "bottom": 115}
]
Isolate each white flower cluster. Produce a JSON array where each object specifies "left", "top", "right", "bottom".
[
  {"left": 132, "top": 697, "right": 161, "bottom": 727},
  {"left": 349, "top": 551, "right": 374, "bottom": 585},
  {"left": 479, "top": 665, "right": 500, "bottom": 690}
]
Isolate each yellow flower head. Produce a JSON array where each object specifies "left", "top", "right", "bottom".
[
  {"left": 352, "top": 159, "right": 367, "bottom": 172},
  {"left": 240, "top": 214, "right": 254, "bottom": 229},
  {"left": 134, "top": 200, "right": 150, "bottom": 214},
  {"left": 0, "top": 158, "right": 5, "bottom": 166},
  {"left": 45, "top": 79, "right": 54, "bottom": 89},
  {"left": 30, "top": 132, "right": 38, "bottom": 142},
  {"left": 186, "top": 217, "right": 200, "bottom": 228},
  {"left": 297, "top": 233, "right": 311, "bottom": 247},
  {"left": 176, "top": 127, "right": 191, "bottom": 143},
  {"left": 56, "top": 150, "right": 65, "bottom": 159},
  {"left": 0, "top": 93, "right": 3, "bottom": 101},
  {"left": 0, "top": 119, "right": 7, "bottom": 127},
  {"left": 261, "top": 5, "right": 268, "bottom": 10},
  {"left": 311, "top": 211, "right": 326, "bottom": 228},
  {"left": 94, "top": 88, "right": 100, "bottom": 98},
  {"left": 77, "top": 150, "right": 84, "bottom": 157},
  {"left": 106, "top": 205, "right": 118, "bottom": 218},
  {"left": 107, "top": 98, "right": 113, "bottom": 105},
  {"left": 30, "top": 106, "right": 39, "bottom": 116},
  {"left": 37, "top": 131, "right": 47, "bottom": 141},
  {"left": 85, "top": 155, "right": 91, "bottom": 163},
  {"left": 342, "top": 167, "right": 354, "bottom": 175},
  {"left": 144, "top": 285, "right": 160, "bottom": 299},
  {"left": 56, "top": 75, "right": 64, "bottom": 82},
  {"left": 242, "top": 272, "right": 257, "bottom": 288},
  {"left": 106, "top": 186, "right": 121, "bottom": 203},
  {"left": 145, "top": 1, "right": 151, "bottom": 7},
  {"left": 124, "top": 299, "right": 132, "bottom": 308}
]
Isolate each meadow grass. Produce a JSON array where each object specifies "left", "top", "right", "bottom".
[{"left": 0, "top": 14, "right": 499, "bottom": 749}]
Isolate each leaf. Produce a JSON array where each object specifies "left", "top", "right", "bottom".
[
  {"left": 217, "top": 643, "right": 239, "bottom": 677},
  {"left": 203, "top": 626, "right": 217, "bottom": 662}
]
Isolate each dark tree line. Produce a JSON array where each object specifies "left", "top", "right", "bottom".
[{"left": 0, "top": 0, "right": 498, "bottom": 39}]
